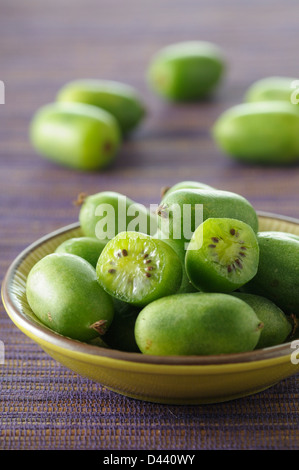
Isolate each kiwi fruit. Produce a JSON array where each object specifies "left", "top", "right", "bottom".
[
  {"left": 134, "top": 292, "right": 263, "bottom": 356},
  {"left": 96, "top": 231, "right": 183, "bottom": 307},
  {"left": 157, "top": 188, "right": 259, "bottom": 247},
  {"left": 26, "top": 253, "right": 114, "bottom": 342},
  {"left": 241, "top": 231, "right": 299, "bottom": 316},
  {"left": 78, "top": 191, "right": 157, "bottom": 241},
  {"left": 185, "top": 218, "right": 259, "bottom": 293},
  {"left": 161, "top": 180, "right": 215, "bottom": 199},
  {"left": 231, "top": 293, "right": 292, "bottom": 349},
  {"left": 55, "top": 236, "right": 106, "bottom": 268}
]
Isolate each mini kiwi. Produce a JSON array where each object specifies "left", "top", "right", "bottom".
[
  {"left": 96, "top": 231, "right": 183, "bottom": 307},
  {"left": 185, "top": 218, "right": 259, "bottom": 293},
  {"left": 231, "top": 292, "right": 292, "bottom": 349},
  {"left": 55, "top": 236, "right": 106, "bottom": 268},
  {"left": 157, "top": 188, "right": 259, "bottom": 247},
  {"left": 161, "top": 180, "right": 215, "bottom": 199},
  {"left": 78, "top": 191, "right": 157, "bottom": 241}
]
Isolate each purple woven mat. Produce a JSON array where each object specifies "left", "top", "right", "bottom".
[
  {"left": 0, "top": 320, "right": 298, "bottom": 450},
  {"left": 1, "top": 0, "right": 299, "bottom": 451}
]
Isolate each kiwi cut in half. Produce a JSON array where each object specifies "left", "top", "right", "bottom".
[
  {"left": 185, "top": 218, "right": 259, "bottom": 293},
  {"left": 96, "top": 231, "right": 182, "bottom": 307}
]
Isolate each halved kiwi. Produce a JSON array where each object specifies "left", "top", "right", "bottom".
[
  {"left": 185, "top": 218, "right": 259, "bottom": 293},
  {"left": 96, "top": 231, "right": 182, "bottom": 307}
]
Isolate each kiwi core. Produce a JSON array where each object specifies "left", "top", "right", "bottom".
[{"left": 207, "top": 227, "right": 247, "bottom": 274}]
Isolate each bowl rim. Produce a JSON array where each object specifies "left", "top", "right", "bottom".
[{"left": 1, "top": 210, "right": 298, "bottom": 366}]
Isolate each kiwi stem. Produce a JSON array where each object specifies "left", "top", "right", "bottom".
[
  {"left": 90, "top": 319, "right": 108, "bottom": 335},
  {"left": 73, "top": 192, "right": 88, "bottom": 206},
  {"left": 256, "top": 322, "right": 264, "bottom": 331},
  {"left": 160, "top": 186, "right": 170, "bottom": 198}
]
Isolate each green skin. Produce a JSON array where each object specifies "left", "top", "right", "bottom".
[
  {"left": 213, "top": 101, "right": 299, "bottom": 165},
  {"left": 161, "top": 180, "right": 215, "bottom": 200},
  {"left": 55, "top": 236, "right": 106, "bottom": 268},
  {"left": 245, "top": 76, "right": 299, "bottom": 106},
  {"left": 96, "top": 231, "right": 183, "bottom": 307},
  {"left": 153, "top": 230, "right": 197, "bottom": 294},
  {"left": 57, "top": 79, "right": 146, "bottom": 135},
  {"left": 157, "top": 180, "right": 215, "bottom": 293},
  {"left": 79, "top": 191, "right": 157, "bottom": 241},
  {"left": 185, "top": 218, "right": 259, "bottom": 293},
  {"left": 241, "top": 231, "right": 299, "bottom": 316},
  {"left": 26, "top": 253, "right": 114, "bottom": 342},
  {"left": 147, "top": 41, "right": 225, "bottom": 101},
  {"left": 134, "top": 293, "right": 263, "bottom": 356},
  {"left": 30, "top": 102, "right": 121, "bottom": 171},
  {"left": 157, "top": 188, "right": 259, "bottom": 246},
  {"left": 231, "top": 293, "right": 292, "bottom": 349}
]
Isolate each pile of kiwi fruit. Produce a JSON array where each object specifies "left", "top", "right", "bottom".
[{"left": 26, "top": 181, "right": 298, "bottom": 356}]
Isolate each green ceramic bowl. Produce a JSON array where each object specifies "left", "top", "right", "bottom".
[{"left": 2, "top": 212, "right": 299, "bottom": 405}]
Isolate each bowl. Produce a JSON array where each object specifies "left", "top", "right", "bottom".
[{"left": 2, "top": 212, "right": 299, "bottom": 405}]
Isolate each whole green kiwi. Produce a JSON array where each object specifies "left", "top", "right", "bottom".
[
  {"left": 241, "top": 231, "right": 299, "bottom": 316},
  {"left": 55, "top": 236, "right": 106, "bottom": 268},
  {"left": 30, "top": 102, "right": 121, "bottom": 170},
  {"left": 147, "top": 41, "right": 226, "bottom": 101},
  {"left": 213, "top": 101, "right": 299, "bottom": 165},
  {"left": 231, "top": 293, "right": 292, "bottom": 348},
  {"left": 26, "top": 253, "right": 114, "bottom": 342},
  {"left": 135, "top": 293, "right": 263, "bottom": 355},
  {"left": 79, "top": 191, "right": 157, "bottom": 242},
  {"left": 245, "top": 76, "right": 299, "bottom": 106},
  {"left": 57, "top": 79, "right": 146, "bottom": 135},
  {"left": 157, "top": 188, "right": 259, "bottom": 246}
]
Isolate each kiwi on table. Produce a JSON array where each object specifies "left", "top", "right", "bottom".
[
  {"left": 96, "top": 231, "right": 183, "bottom": 307},
  {"left": 185, "top": 218, "right": 259, "bottom": 293}
]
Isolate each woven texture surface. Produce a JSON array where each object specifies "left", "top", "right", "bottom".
[{"left": 0, "top": 0, "right": 298, "bottom": 450}]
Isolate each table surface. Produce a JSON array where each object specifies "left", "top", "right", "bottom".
[{"left": 0, "top": 0, "right": 298, "bottom": 451}]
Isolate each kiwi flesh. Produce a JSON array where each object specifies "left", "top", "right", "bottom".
[
  {"left": 96, "top": 231, "right": 182, "bottom": 307},
  {"left": 185, "top": 218, "right": 259, "bottom": 293}
]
